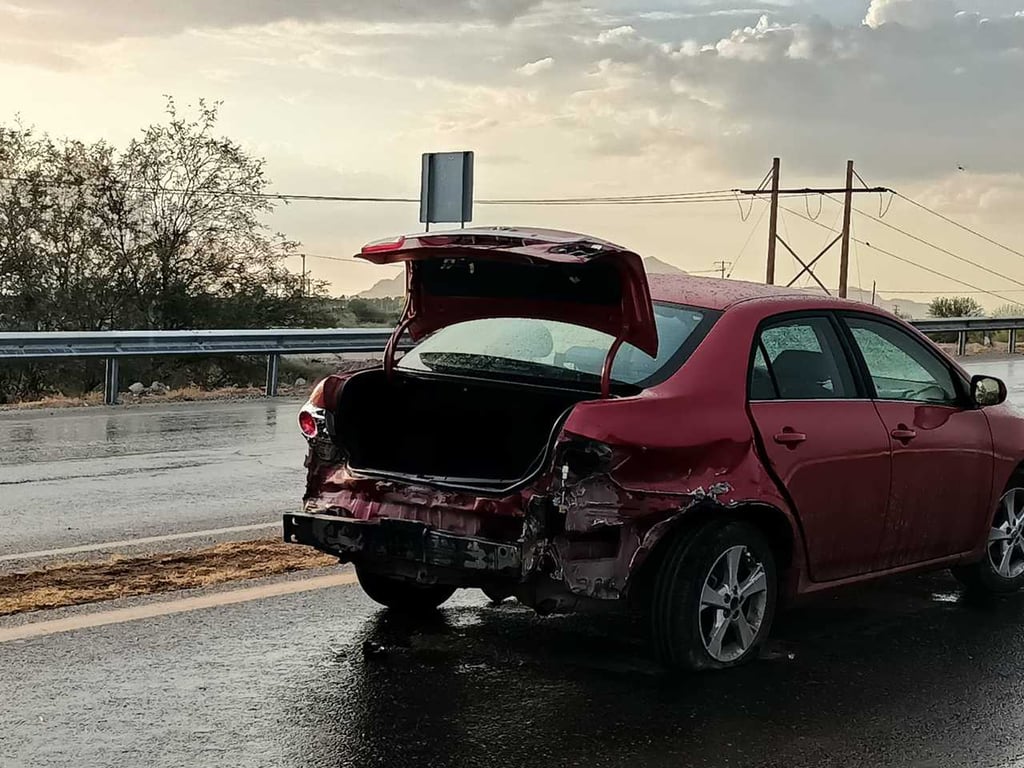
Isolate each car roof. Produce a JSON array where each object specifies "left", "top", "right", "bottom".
[{"left": 648, "top": 274, "right": 882, "bottom": 315}]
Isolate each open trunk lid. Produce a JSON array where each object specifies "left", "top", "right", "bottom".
[{"left": 356, "top": 227, "right": 658, "bottom": 356}]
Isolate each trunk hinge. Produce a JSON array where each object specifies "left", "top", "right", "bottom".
[
  {"left": 600, "top": 335, "right": 625, "bottom": 398},
  {"left": 383, "top": 267, "right": 416, "bottom": 379}
]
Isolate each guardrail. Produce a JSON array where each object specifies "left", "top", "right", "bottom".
[
  {"left": 1, "top": 317, "right": 1021, "bottom": 405},
  {"left": 0, "top": 328, "right": 393, "bottom": 405},
  {"left": 911, "top": 317, "right": 1024, "bottom": 357}
]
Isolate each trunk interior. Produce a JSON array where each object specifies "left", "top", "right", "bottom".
[{"left": 332, "top": 369, "right": 595, "bottom": 485}]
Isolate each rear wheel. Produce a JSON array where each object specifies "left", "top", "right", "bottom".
[
  {"left": 650, "top": 519, "right": 777, "bottom": 671},
  {"left": 356, "top": 568, "right": 456, "bottom": 612},
  {"left": 952, "top": 478, "right": 1024, "bottom": 594}
]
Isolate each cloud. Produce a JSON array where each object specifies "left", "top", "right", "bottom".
[
  {"left": 864, "top": 0, "right": 959, "bottom": 29},
  {"left": 517, "top": 56, "right": 555, "bottom": 76},
  {"left": 0, "top": 0, "right": 550, "bottom": 68},
  {"left": 5, "top": 0, "right": 1024, "bottom": 185}
]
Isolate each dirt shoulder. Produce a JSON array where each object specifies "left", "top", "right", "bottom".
[
  {"left": 0, "top": 385, "right": 312, "bottom": 411},
  {"left": 0, "top": 539, "right": 337, "bottom": 616}
]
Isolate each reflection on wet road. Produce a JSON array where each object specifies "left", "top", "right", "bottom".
[
  {"left": 3, "top": 570, "right": 1024, "bottom": 768},
  {"left": 4, "top": 356, "right": 1024, "bottom": 766},
  {"left": 0, "top": 400, "right": 304, "bottom": 559},
  {"left": 1, "top": 357, "right": 1020, "bottom": 560}
]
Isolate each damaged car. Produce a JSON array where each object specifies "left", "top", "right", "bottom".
[{"left": 284, "top": 227, "right": 1024, "bottom": 671}]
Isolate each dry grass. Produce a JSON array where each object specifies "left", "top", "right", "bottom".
[
  {"left": 2, "top": 392, "right": 105, "bottom": 410},
  {"left": 0, "top": 539, "right": 337, "bottom": 616},
  {"left": 0, "top": 385, "right": 308, "bottom": 411}
]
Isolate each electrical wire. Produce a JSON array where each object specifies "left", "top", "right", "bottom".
[
  {"left": 0, "top": 174, "right": 827, "bottom": 207},
  {"left": 878, "top": 190, "right": 894, "bottom": 218},
  {"left": 853, "top": 218, "right": 864, "bottom": 299},
  {"left": 780, "top": 204, "right": 1021, "bottom": 306},
  {"left": 727, "top": 200, "right": 769, "bottom": 278},
  {"left": 734, "top": 190, "right": 755, "bottom": 222},
  {"left": 823, "top": 193, "right": 1024, "bottom": 291},
  {"left": 894, "top": 191, "right": 1024, "bottom": 262}
]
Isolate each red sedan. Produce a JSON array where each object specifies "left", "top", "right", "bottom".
[{"left": 285, "top": 228, "right": 1022, "bottom": 671}]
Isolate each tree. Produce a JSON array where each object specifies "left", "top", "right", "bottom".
[
  {"left": 928, "top": 296, "right": 984, "bottom": 318},
  {"left": 0, "top": 100, "right": 333, "bottom": 400},
  {"left": 992, "top": 303, "right": 1024, "bottom": 318},
  {"left": 105, "top": 97, "right": 325, "bottom": 330}
]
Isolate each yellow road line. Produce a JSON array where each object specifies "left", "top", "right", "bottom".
[{"left": 0, "top": 571, "right": 357, "bottom": 644}]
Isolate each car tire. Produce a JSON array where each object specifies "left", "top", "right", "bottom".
[
  {"left": 650, "top": 519, "right": 777, "bottom": 671},
  {"left": 952, "top": 475, "right": 1024, "bottom": 594},
  {"left": 356, "top": 568, "right": 456, "bottom": 612}
]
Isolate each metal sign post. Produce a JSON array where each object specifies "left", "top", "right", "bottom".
[{"left": 420, "top": 151, "right": 474, "bottom": 229}]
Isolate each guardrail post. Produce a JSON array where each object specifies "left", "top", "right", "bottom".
[
  {"left": 1010, "top": 329, "right": 1017, "bottom": 354},
  {"left": 103, "top": 358, "right": 119, "bottom": 405},
  {"left": 265, "top": 354, "right": 280, "bottom": 397},
  {"left": 957, "top": 330, "right": 967, "bottom": 357}
]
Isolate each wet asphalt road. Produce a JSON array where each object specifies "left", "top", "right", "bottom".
[
  {"left": 0, "top": 399, "right": 305, "bottom": 560},
  {"left": 2, "top": 357, "right": 1022, "bottom": 562},
  {"left": 5, "top": 356, "right": 1024, "bottom": 767},
  {"left": 4, "top": 569, "right": 1024, "bottom": 768}
]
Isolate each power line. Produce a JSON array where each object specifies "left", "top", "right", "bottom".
[
  {"left": 780, "top": 204, "right": 1020, "bottom": 306},
  {"left": 872, "top": 289, "right": 1024, "bottom": 295},
  {"left": 823, "top": 193, "right": 1024, "bottom": 291},
  {"left": 727, "top": 200, "right": 769, "bottom": 278},
  {"left": 0, "top": 175, "right": 422, "bottom": 203},
  {"left": 298, "top": 252, "right": 395, "bottom": 267},
  {"left": 0, "top": 174, "right": 822, "bottom": 207},
  {"left": 894, "top": 192, "right": 1024, "bottom": 263}
]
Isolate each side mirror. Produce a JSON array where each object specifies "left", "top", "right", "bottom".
[{"left": 972, "top": 375, "right": 1007, "bottom": 407}]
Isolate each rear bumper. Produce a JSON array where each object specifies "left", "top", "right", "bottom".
[{"left": 283, "top": 512, "right": 522, "bottom": 578}]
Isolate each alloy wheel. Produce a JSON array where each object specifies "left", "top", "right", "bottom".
[
  {"left": 698, "top": 545, "right": 769, "bottom": 663},
  {"left": 988, "top": 488, "right": 1024, "bottom": 580}
]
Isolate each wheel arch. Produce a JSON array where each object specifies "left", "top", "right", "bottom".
[{"left": 627, "top": 499, "right": 800, "bottom": 605}]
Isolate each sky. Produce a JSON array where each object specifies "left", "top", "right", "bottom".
[{"left": 1, "top": 0, "right": 1024, "bottom": 305}]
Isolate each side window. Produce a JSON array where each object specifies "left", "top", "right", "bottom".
[
  {"left": 751, "top": 316, "right": 856, "bottom": 400},
  {"left": 749, "top": 344, "right": 777, "bottom": 400},
  {"left": 845, "top": 317, "right": 958, "bottom": 404}
]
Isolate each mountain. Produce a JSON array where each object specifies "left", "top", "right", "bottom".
[
  {"left": 357, "top": 273, "right": 405, "bottom": 298},
  {"left": 356, "top": 257, "right": 687, "bottom": 298},
  {"left": 796, "top": 285, "right": 931, "bottom": 318},
  {"left": 354, "top": 260, "right": 930, "bottom": 317},
  {"left": 643, "top": 256, "right": 687, "bottom": 275}
]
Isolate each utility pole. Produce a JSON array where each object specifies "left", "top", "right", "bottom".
[
  {"left": 713, "top": 260, "right": 732, "bottom": 279},
  {"left": 871, "top": 280, "right": 877, "bottom": 305},
  {"left": 300, "top": 253, "right": 307, "bottom": 298},
  {"left": 765, "top": 157, "right": 780, "bottom": 285},
  {"left": 838, "top": 160, "right": 855, "bottom": 299},
  {"left": 737, "top": 158, "right": 888, "bottom": 295}
]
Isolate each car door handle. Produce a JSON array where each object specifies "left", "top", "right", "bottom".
[
  {"left": 773, "top": 428, "right": 807, "bottom": 447},
  {"left": 890, "top": 426, "right": 917, "bottom": 443}
]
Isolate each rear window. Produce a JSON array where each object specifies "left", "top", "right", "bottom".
[{"left": 398, "top": 302, "right": 716, "bottom": 388}]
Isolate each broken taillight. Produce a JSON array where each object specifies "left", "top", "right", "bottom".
[
  {"left": 298, "top": 409, "right": 318, "bottom": 438},
  {"left": 308, "top": 375, "right": 344, "bottom": 410},
  {"left": 556, "top": 436, "right": 628, "bottom": 479}
]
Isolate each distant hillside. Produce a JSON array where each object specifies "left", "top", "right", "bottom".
[
  {"left": 796, "top": 285, "right": 931, "bottom": 318},
  {"left": 843, "top": 286, "right": 931, "bottom": 319},
  {"left": 355, "top": 260, "right": 931, "bottom": 317},
  {"left": 643, "top": 256, "right": 687, "bottom": 275},
  {"left": 357, "top": 273, "right": 404, "bottom": 298},
  {"left": 357, "top": 257, "right": 687, "bottom": 298}
]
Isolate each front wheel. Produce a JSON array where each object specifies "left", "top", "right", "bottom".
[
  {"left": 952, "top": 482, "right": 1024, "bottom": 594},
  {"left": 356, "top": 568, "right": 456, "bottom": 612},
  {"left": 649, "top": 519, "right": 777, "bottom": 671}
]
